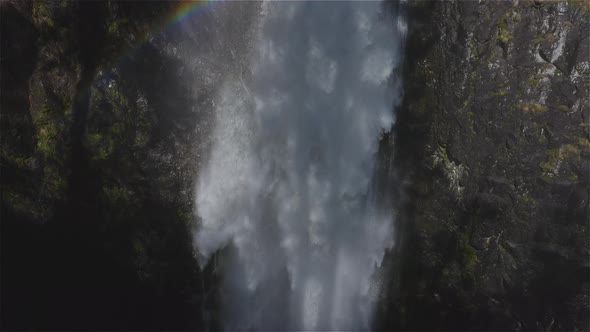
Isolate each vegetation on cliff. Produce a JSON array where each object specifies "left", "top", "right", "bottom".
[
  {"left": 377, "top": 1, "right": 589, "bottom": 330},
  {"left": 1, "top": 1, "right": 209, "bottom": 329}
]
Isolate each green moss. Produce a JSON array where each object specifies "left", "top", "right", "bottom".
[
  {"left": 2, "top": 189, "right": 47, "bottom": 218},
  {"left": 462, "top": 245, "right": 479, "bottom": 269},
  {"left": 567, "top": 0, "right": 590, "bottom": 16},
  {"left": 557, "top": 105, "right": 570, "bottom": 112},
  {"left": 561, "top": 144, "right": 581, "bottom": 158},
  {"left": 517, "top": 193, "right": 535, "bottom": 205},
  {"left": 38, "top": 128, "right": 57, "bottom": 157},
  {"left": 34, "top": 103, "right": 65, "bottom": 160},
  {"left": 578, "top": 137, "right": 590, "bottom": 149},
  {"left": 512, "top": 11, "right": 521, "bottom": 23},
  {"left": 494, "top": 90, "right": 509, "bottom": 97},
  {"left": 0, "top": 148, "right": 34, "bottom": 170},
  {"left": 133, "top": 238, "right": 145, "bottom": 255},
  {"left": 468, "top": 36, "right": 479, "bottom": 61},
  {"left": 63, "top": 99, "right": 73, "bottom": 116},
  {"left": 540, "top": 173, "right": 557, "bottom": 183},
  {"left": 48, "top": 175, "right": 66, "bottom": 199},
  {"left": 539, "top": 144, "right": 581, "bottom": 175},
  {"left": 458, "top": 235, "right": 479, "bottom": 270},
  {"left": 539, "top": 160, "right": 552, "bottom": 173},
  {"left": 53, "top": 177, "right": 67, "bottom": 192},
  {"left": 14, "top": 156, "right": 33, "bottom": 169},
  {"left": 87, "top": 132, "right": 114, "bottom": 161},
  {"left": 532, "top": 36, "right": 545, "bottom": 44},
  {"left": 107, "top": 18, "right": 130, "bottom": 39},
  {"left": 496, "top": 81, "right": 510, "bottom": 89},
  {"left": 496, "top": 14, "right": 513, "bottom": 45},
  {"left": 438, "top": 144, "right": 450, "bottom": 162},
  {"left": 526, "top": 74, "right": 547, "bottom": 87},
  {"left": 461, "top": 71, "right": 477, "bottom": 126},
  {"left": 39, "top": 165, "right": 67, "bottom": 200},
  {"left": 103, "top": 185, "right": 129, "bottom": 204},
  {"left": 33, "top": 2, "right": 55, "bottom": 29},
  {"left": 519, "top": 102, "right": 548, "bottom": 113},
  {"left": 108, "top": 21, "right": 121, "bottom": 35},
  {"left": 111, "top": 123, "right": 125, "bottom": 136}
]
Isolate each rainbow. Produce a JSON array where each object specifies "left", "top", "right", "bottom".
[
  {"left": 104, "top": 1, "right": 216, "bottom": 71},
  {"left": 161, "top": 1, "right": 214, "bottom": 30}
]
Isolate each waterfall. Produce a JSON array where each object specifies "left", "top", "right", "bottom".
[{"left": 194, "top": 1, "right": 406, "bottom": 330}]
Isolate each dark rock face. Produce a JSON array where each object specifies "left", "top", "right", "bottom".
[
  {"left": 377, "top": 1, "right": 589, "bottom": 330},
  {"left": 1, "top": 0, "right": 260, "bottom": 329},
  {"left": 1, "top": 1, "right": 206, "bottom": 329}
]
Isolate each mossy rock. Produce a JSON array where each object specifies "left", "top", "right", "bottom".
[
  {"left": 496, "top": 13, "right": 512, "bottom": 45},
  {"left": 539, "top": 144, "right": 581, "bottom": 176},
  {"left": 438, "top": 144, "right": 450, "bottom": 162},
  {"left": 518, "top": 102, "right": 548, "bottom": 113}
]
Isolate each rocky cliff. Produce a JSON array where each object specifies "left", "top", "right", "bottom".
[
  {"left": 378, "top": 1, "right": 589, "bottom": 330},
  {"left": 1, "top": 1, "right": 207, "bottom": 329}
]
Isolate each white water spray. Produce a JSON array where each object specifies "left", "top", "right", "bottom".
[{"left": 194, "top": 1, "right": 406, "bottom": 330}]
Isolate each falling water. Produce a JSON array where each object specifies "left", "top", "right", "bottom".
[{"left": 194, "top": 1, "right": 406, "bottom": 330}]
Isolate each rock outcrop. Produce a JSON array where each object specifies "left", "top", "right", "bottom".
[
  {"left": 378, "top": 1, "right": 589, "bottom": 330},
  {"left": 1, "top": 1, "right": 206, "bottom": 329}
]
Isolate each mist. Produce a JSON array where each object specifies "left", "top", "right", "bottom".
[{"left": 194, "top": 2, "right": 406, "bottom": 330}]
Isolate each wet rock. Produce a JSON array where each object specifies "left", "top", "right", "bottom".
[{"left": 378, "top": 0, "right": 589, "bottom": 330}]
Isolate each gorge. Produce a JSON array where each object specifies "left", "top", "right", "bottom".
[{"left": 1, "top": 1, "right": 588, "bottom": 331}]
